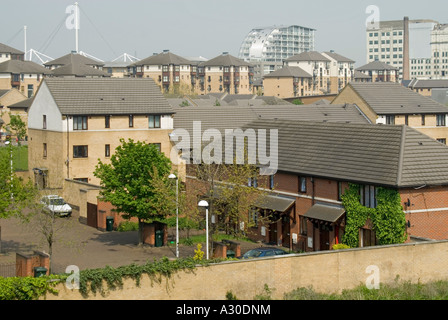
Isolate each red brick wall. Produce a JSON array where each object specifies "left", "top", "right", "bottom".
[
  {"left": 97, "top": 200, "right": 138, "bottom": 230},
  {"left": 400, "top": 186, "right": 448, "bottom": 240}
]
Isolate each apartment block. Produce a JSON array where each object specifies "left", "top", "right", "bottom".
[
  {"left": 197, "top": 52, "right": 254, "bottom": 95},
  {"left": 238, "top": 25, "right": 316, "bottom": 81},
  {"left": 0, "top": 43, "right": 24, "bottom": 63},
  {"left": 130, "top": 50, "right": 195, "bottom": 94}
]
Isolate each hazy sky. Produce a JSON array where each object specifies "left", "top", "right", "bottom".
[{"left": 1, "top": 0, "right": 447, "bottom": 67}]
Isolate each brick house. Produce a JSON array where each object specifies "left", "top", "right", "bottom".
[
  {"left": 332, "top": 81, "right": 448, "bottom": 144},
  {"left": 240, "top": 119, "right": 448, "bottom": 251},
  {"left": 184, "top": 118, "right": 448, "bottom": 252}
]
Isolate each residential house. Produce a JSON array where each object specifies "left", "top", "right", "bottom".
[
  {"left": 130, "top": 50, "right": 195, "bottom": 93},
  {"left": 355, "top": 61, "right": 399, "bottom": 83},
  {"left": 262, "top": 66, "right": 313, "bottom": 99},
  {"left": 0, "top": 60, "right": 51, "bottom": 97},
  {"left": 283, "top": 51, "right": 333, "bottom": 95},
  {"left": 406, "top": 79, "right": 448, "bottom": 97},
  {"left": 0, "top": 88, "right": 28, "bottom": 140},
  {"left": 233, "top": 119, "right": 448, "bottom": 250},
  {"left": 321, "top": 51, "right": 355, "bottom": 92},
  {"left": 332, "top": 82, "right": 448, "bottom": 144},
  {"left": 197, "top": 52, "right": 254, "bottom": 95},
  {"left": 44, "top": 53, "right": 105, "bottom": 78},
  {"left": 27, "top": 77, "right": 175, "bottom": 190},
  {"left": 0, "top": 43, "right": 24, "bottom": 63}
]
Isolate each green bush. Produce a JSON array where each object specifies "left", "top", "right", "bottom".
[
  {"left": 332, "top": 244, "right": 350, "bottom": 250},
  {"left": 117, "top": 221, "right": 139, "bottom": 232}
]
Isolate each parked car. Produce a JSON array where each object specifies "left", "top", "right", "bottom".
[
  {"left": 240, "top": 247, "right": 288, "bottom": 259},
  {"left": 41, "top": 195, "right": 72, "bottom": 217}
]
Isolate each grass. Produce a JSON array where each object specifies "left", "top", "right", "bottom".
[
  {"left": 0, "top": 144, "right": 28, "bottom": 171},
  {"left": 283, "top": 280, "right": 448, "bottom": 300}
]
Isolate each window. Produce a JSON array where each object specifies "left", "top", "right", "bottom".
[
  {"left": 248, "top": 177, "right": 258, "bottom": 188},
  {"left": 73, "top": 145, "right": 88, "bottom": 158},
  {"left": 359, "top": 185, "right": 377, "bottom": 208},
  {"left": 337, "top": 181, "right": 345, "bottom": 201},
  {"left": 436, "top": 114, "right": 446, "bottom": 127},
  {"left": 299, "top": 216, "right": 307, "bottom": 235},
  {"left": 27, "top": 84, "right": 33, "bottom": 98},
  {"left": 105, "top": 115, "right": 110, "bottom": 128},
  {"left": 73, "top": 116, "right": 88, "bottom": 130},
  {"left": 270, "top": 175, "right": 275, "bottom": 190},
  {"left": 43, "top": 115, "right": 47, "bottom": 129},
  {"left": 386, "top": 115, "right": 395, "bottom": 125},
  {"left": 74, "top": 178, "right": 89, "bottom": 183},
  {"left": 105, "top": 144, "right": 111, "bottom": 157},
  {"left": 149, "top": 115, "right": 161, "bottom": 128},
  {"left": 437, "top": 138, "right": 447, "bottom": 145},
  {"left": 162, "top": 65, "right": 168, "bottom": 72},
  {"left": 405, "top": 115, "right": 409, "bottom": 126},
  {"left": 422, "top": 114, "right": 426, "bottom": 126},
  {"left": 43, "top": 143, "right": 47, "bottom": 158},
  {"left": 299, "top": 177, "right": 306, "bottom": 193},
  {"left": 129, "top": 115, "right": 134, "bottom": 128},
  {"left": 250, "top": 209, "right": 258, "bottom": 227},
  {"left": 150, "top": 143, "right": 161, "bottom": 152}
]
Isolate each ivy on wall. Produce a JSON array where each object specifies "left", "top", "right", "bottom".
[{"left": 341, "top": 183, "right": 407, "bottom": 248}]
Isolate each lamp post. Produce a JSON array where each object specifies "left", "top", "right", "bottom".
[
  {"left": 168, "top": 174, "right": 179, "bottom": 258},
  {"left": 198, "top": 200, "right": 209, "bottom": 260}
]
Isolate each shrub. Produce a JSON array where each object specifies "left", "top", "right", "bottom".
[
  {"left": 332, "top": 244, "right": 350, "bottom": 250},
  {"left": 117, "top": 221, "right": 139, "bottom": 232}
]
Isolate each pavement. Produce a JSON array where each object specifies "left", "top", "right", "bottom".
[{"left": 0, "top": 210, "right": 263, "bottom": 274}]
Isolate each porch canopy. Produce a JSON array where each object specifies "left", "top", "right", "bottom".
[
  {"left": 303, "top": 203, "right": 345, "bottom": 223},
  {"left": 254, "top": 194, "right": 295, "bottom": 212}
]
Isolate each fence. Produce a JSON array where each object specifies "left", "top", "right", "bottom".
[{"left": 0, "top": 262, "right": 16, "bottom": 277}]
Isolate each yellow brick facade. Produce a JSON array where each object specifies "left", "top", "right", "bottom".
[{"left": 29, "top": 115, "right": 174, "bottom": 189}]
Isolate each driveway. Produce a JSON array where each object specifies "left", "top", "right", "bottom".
[{"left": 0, "top": 211, "right": 262, "bottom": 274}]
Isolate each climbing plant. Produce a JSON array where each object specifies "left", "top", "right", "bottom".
[{"left": 341, "top": 183, "right": 407, "bottom": 248}]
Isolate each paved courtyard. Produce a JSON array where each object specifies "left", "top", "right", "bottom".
[{"left": 0, "top": 211, "right": 262, "bottom": 274}]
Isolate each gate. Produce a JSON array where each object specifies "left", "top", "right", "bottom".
[{"left": 87, "top": 202, "right": 98, "bottom": 228}]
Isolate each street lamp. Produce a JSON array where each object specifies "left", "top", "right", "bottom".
[
  {"left": 168, "top": 174, "right": 179, "bottom": 258},
  {"left": 198, "top": 200, "right": 209, "bottom": 260}
]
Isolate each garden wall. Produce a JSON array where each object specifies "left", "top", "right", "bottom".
[{"left": 45, "top": 240, "right": 448, "bottom": 300}]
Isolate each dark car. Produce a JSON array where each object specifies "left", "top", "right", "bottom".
[{"left": 240, "top": 247, "right": 288, "bottom": 259}]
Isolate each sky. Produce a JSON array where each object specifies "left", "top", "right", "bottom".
[{"left": 1, "top": 0, "right": 447, "bottom": 67}]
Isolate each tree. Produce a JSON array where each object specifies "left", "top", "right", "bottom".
[
  {"left": 93, "top": 139, "right": 173, "bottom": 244},
  {"left": 0, "top": 145, "right": 35, "bottom": 219},
  {"left": 7, "top": 114, "right": 27, "bottom": 143}
]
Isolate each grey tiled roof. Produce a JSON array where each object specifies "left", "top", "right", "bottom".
[
  {"left": 285, "top": 51, "right": 331, "bottom": 62},
  {"left": 0, "top": 60, "right": 51, "bottom": 74},
  {"left": 239, "top": 119, "right": 448, "bottom": 187},
  {"left": 51, "top": 63, "right": 110, "bottom": 77},
  {"left": 44, "top": 53, "right": 104, "bottom": 67},
  {"left": 407, "top": 79, "right": 448, "bottom": 89},
  {"left": 263, "top": 66, "right": 312, "bottom": 78},
  {"left": 354, "top": 70, "right": 371, "bottom": 79},
  {"left": 131, "top": 51, "right": 192, "bottom": 66},
  {"left": 356, "top": 61, "right": 398, "bottom": 71},
  {"left": 323, "top": 51, "right": 355, "bottom": 63},
  {"left": 344, "top": 82, "right": 448, "bottom": 115},
  {"left": 0, "top": 43, "right": 24, "bottom": 55},
  {"left": 43, "top": 78, "right": 174, "bottom": 115},
  {"left": 173, "top": 103, "right": 370, "bottom": 134},
  {"left": 199, "top": 53, "right": 252, "bottom": 67}
]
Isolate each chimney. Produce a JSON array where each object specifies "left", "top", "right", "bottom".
[{"left": 402, "top": 16, "right": 410, "bottom": 81}]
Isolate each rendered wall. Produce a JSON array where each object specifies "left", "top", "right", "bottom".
[{"left": 45, "top": 240, "right": 448, "bottom": 300}]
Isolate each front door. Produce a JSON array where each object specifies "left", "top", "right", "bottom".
[{"left": 319, "top": 226, "right": 330, "bottom": 251}]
